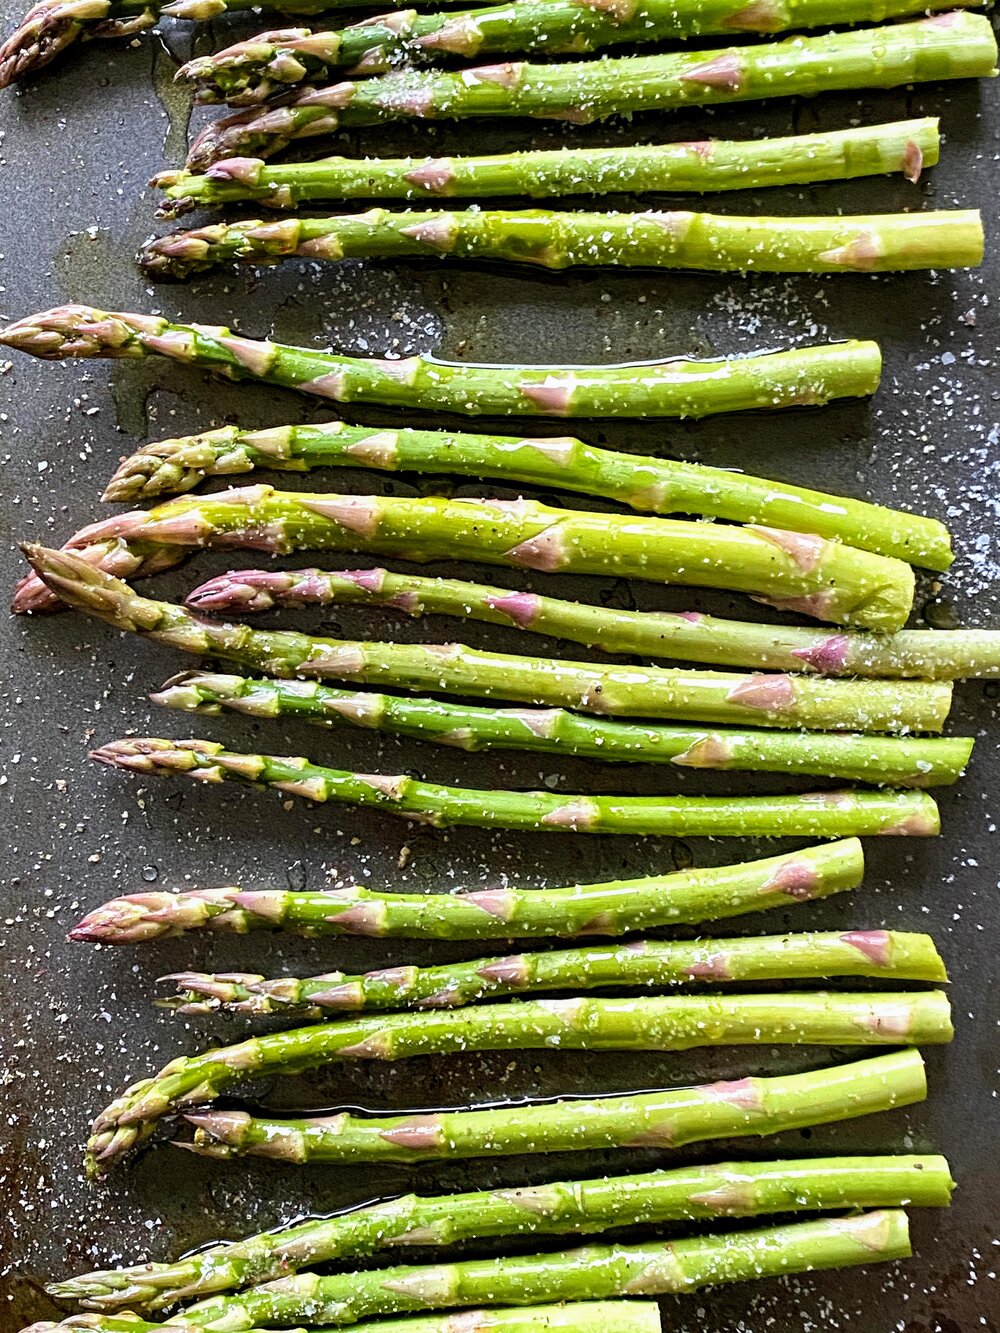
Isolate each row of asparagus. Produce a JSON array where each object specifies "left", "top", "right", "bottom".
[
  {"left": 61, "top": 842, "right": 938, "bottom": 1169},
  {"left": 4, "top": 5, "right": 981, "bottom": 1330},
  {"left": 39, "top": 842, "right": 954, "bottom": 1316},
  {"left": 176, "top": 16, "right": 1000, "bottom": 169},
  {"left": 11, "top": 547, "right": 973, "bottom": 826},
  {"left": 23, "top": 1210, "right": 919, "bottom": 1330},
  {"left": 44, "top": 1151, "right": 956, "bottom": 1309},
  {"left": 39, "top": 865, "right": 953, "bottom": 1319},
  {"left": 81, "top": 990, "right": 954, "bottom": 1174},
  {"left": 178, "top": 0, "right": 988, "bottom": 101},
  {"left": 40, "top": 856, "right": 955, "bottom": 1321},
  {"left": 0, "top": 0, "right": 985, "bottom": 88}
]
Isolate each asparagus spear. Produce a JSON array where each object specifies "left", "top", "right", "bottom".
[
  {"left": 180, "top": 1, "right": 985, "bottom": 102},
  {"left": 154, "top": 118, "right": 942, "bottom": 217},
  {"left": 160, "top": 931, "right": 947, "bottom": 1018},
  {"left": 52, "top": 1155, "right": 952, "bottom": 1310},
  {"left": 160, "top": 1212, "right": 914, "bottom": 1327},
  {"left": 139, "top": 206, "right": 985, "bottom": 283},
  {"left": 25, "top": 1304, "right": 660, "bottom": 1333},
  {"left": 88, "top": 735, "right": 944, "bottom": 836},
  {"left": 182, "top": 1049, "right": 928, "bottom": 1168},
  {"left": 154, "top": 672, "right": 973, "bottom": 787},
  {"left": 186, "top": 16, "right": 999, "bottom": 168},
  {"left": 0, "top": 304, "right": 884, "bottom": 423},
  {"left": 68, "top": 839, "right": 868, "bottom": 945},
  {"left": 24, "top": 549, "right": 951, "bottom": 733},
  {"left": 105, "top": 423, "right": 953, "bottom": 570},
  {"left": 17, "top": 484, "right": 919, "bottom": 630},
  {"left": 181, "top": 566, "right": 1000, "bottom": 681}
]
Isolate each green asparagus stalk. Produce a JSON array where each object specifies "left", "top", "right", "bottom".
[
  {"left": 24, "top": 1304, "right": 659, "bottom": 1333},
  {"left": 181, "top": 1049, "right": 928, "bottom": 1168},
  {"left": 185, "top": 15, "right": 999, "bottom": 168},
  {"left": 84, "top": 993, "right": 949, "bottom": 1178},
  {"left": 159, "top": 931, "right": 947, "bottom": 1018},
  {"left": 163, "top": 1212, "right": 914, "bottom": 1327},
  {"left": 180, "top": 1, "right": 985, "bottom": 102},
  {"left": 18, "top": 483, "right": 919, "bottom": 630},
  {"left": 0, "top": 305, "right": 884, "bottom": 426},
  {"left": 104, "top": 422, "right": 953, "bottom": 570},
  {"left": 24, "top": 549, "right": 951, "bottom": 733},
  {"left": 139, "top": 206, "right": 985, "bottom": 283},
  {"left": 51, "top": 1155, "right": 951, "bottom": 1311},
  {"left": 153, "top": 118, "right": 941, "bottom": 217},
  {"left": 67, "top": 839, "right": 868, "bottom": 945},
  {"left": 89, "top": 736, "right": 944, "bottom": 836},
  {"left": 154, "top": 672, "right": 973, "bottom": 787},
  {"left": 181, "top": 565, "right": 1000, "bottom": 681}
]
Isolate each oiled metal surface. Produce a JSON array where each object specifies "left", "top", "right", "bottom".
[{"left": 0, "top": 12, "right": 998, "bottom": 1331}]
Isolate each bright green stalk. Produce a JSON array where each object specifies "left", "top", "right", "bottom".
[
  {"left": 185, "top": 16, "right": 998, "bottom": 168},
  {"left": 171, "top": 1212, "right": 911, "bottom": 1327},
  {"left": 88, "top": 736, "right": 944, "bottom": 837},
  {"left": 53, "top": 1157, "right": 950, "bottom": 1312},
  {"left": 153, "top": 672, "right": 973, "bottom": 787},
  {"left": 25, "top": 1304, "right": 654, "bottom": 1333},
  {"left": 23, "top": 549, "right": 950, "bottom": 733},
  {"left": 181, "top": 1050, "right": 928, "bottom": 1168},
  {"left": 158, "top": 931, "right": 947, "bottom": 1018},
  {"left": 84, "top": 993, "right": 949, "bottom": 1178},
  {"left": 138, "top": 207, "right": 984, "bottom": 281},
  {"left": 179, "top": 1, "right": 985, "bottom": 102},
  {"left": 0, "top": 305, "right": 884, "bottom": 427},
  {"left": 14, "top": 483, "right": 918, "bottom": 630},
  {"left": 153, "top": 118, "right": 941, "bottom": 217},
  {"left": 184, "top": 565, "right": 1000, "bottom": 682},
  {"left": 103, "top": 421, "right": 953, "bottom": 570},
  {"left": 67, "top": 839, "right": 868, "bottom": 946}
]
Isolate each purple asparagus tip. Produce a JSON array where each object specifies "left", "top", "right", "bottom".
[
  {"left": 186, "top": 569, "right": 291, "bottom": 612},
  {"left": 69, "top": 895, "right": 166, "bottom": 945}
]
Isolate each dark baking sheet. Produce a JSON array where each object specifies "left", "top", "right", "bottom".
[{"left": 1, "top": 13, "right": 999, "bottom": 1330}]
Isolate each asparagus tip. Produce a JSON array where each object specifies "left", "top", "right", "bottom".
[
  {"left": 0, "top": 0, "right": 101, "bottom": 87},
  {"left": 68, "top": 895, "right": 158, "bottom": 944}
]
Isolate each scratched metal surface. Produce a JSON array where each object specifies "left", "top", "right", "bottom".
[{"left": 1, "top": 11, "right": 999, "bottom": 1331}]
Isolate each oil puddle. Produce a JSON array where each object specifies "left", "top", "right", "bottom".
[{"left": 152, "top": 28, "right": 194, "bottom": 170}]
